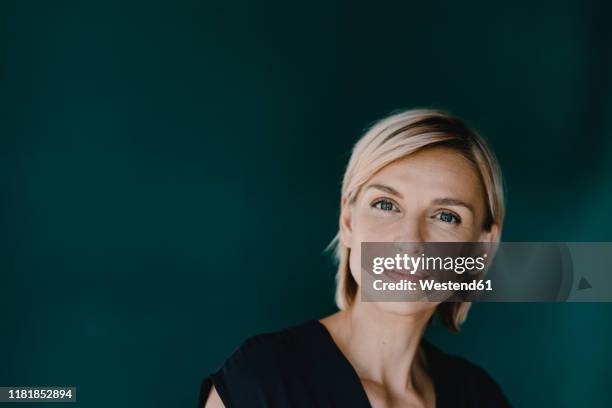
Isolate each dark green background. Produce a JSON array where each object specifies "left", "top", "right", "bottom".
[{"left": 2, "top": 1, "right": 611, "bottom": 407}]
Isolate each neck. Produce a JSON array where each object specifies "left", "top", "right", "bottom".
[{"left": 325, "top": 294, "right": 435, "bottom": 392}]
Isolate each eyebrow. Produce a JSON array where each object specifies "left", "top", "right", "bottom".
[
  {"left": 431, "top": 198, "right": 474, "bottom": 214},
  {"left": 365, "top": 184, "right": 403, "bottom": 198},
  {"left": 365, "top": 184, "right": 474, "bottom": 213}
]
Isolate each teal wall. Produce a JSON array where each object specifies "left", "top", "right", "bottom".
[{"left": 2, "top": 1, "right": 611, "bottom": 407}]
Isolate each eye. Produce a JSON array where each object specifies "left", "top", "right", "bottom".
[
  {"left": 435, "top": 211, "right": 461, "bottom": 224},
  {"left": 371, "top": 199, "right": 400, "bottom": 213}
]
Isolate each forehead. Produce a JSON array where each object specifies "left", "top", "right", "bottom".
[{"left": 367, "top": 146, "right": 485, "bottom": 202}]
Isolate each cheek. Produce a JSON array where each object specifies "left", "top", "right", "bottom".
[
  {"left": 427, "top": 223, "right": 476, "bottom": 241},
  {"left": 348, "top": 217, "right": 399, "bottom": 285},
  {"left": 424, "top": 214, "right": 484, "bottom": 241},
  {"left": 352, "top": 209, "right": 399, "bottom": 241},
  {"left": 453, "top": 221, "right": 485, "bottom": 241}
]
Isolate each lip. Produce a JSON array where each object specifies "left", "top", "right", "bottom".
[{"left": 383, "top": 268, "right": 429, "bottom": 282}]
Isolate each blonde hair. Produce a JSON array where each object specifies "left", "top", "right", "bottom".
[{"left": 327, "top": 108, "right": 505, "bottom": 332}]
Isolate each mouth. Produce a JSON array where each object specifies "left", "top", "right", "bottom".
[{"left": 383, "top": 268, "right": 429, "bottom": 282}]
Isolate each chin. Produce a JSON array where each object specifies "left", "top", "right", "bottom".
[{"left": 371, "top": 300, "right": 438, "bottom": 317}]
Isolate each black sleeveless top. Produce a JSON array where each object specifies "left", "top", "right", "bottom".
[{"left": 198, "top": 320, "right": 511, "bottom": 407}]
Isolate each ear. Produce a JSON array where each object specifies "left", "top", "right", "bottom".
[
  {"left": 339, "top": 196, "right": 354, "bottom": 249},
  {"left": 478, "top": 223, "right": 500, "bottom": 243}
]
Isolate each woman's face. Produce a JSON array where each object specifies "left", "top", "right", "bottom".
[{"left": 340, "top": 145, "right": 499, "bottom": 316}]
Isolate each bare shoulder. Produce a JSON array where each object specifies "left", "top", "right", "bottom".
[
  {"left": 319, "top": 310, "right": 347, "bottom": 331},
  {"left": 319, "top": 311, "right": 349, "bottom": 344},
  {"left": 203, "top": 385, "right": 225, "bottom": 408}
]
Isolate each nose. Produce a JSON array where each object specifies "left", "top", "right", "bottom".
[
  {"left": 392, "top": 220, "right": 425, "bottom": 256},
  {"left": 393, "top": 218, "right": 424, "bottom": 243}
]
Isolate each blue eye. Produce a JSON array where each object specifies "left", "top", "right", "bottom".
[
  {"left": 437, "top": 211, "right": 461, "bottom": 224},
  {"left": 372, "top": 199, "right": 399, "bottom": 212}
]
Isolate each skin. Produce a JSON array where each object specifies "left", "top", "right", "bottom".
[{"left": 205, "top": 146, "right": 499, "bottom": 408}]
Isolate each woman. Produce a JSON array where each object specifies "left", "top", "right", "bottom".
[{"left": 199, "top": 109, "right": 510, "bottom": 407}]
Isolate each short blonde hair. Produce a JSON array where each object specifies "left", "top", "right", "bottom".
[{"left": 327, "top": 108, "right": 505, "bottom": 332}]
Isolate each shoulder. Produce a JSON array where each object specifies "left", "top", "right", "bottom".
[
  {"left": 201, "top": 321, "right": 317, "bottom": 407},
  {"left": 423, "top": 340, "right": 511, "bottom": 407}
]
